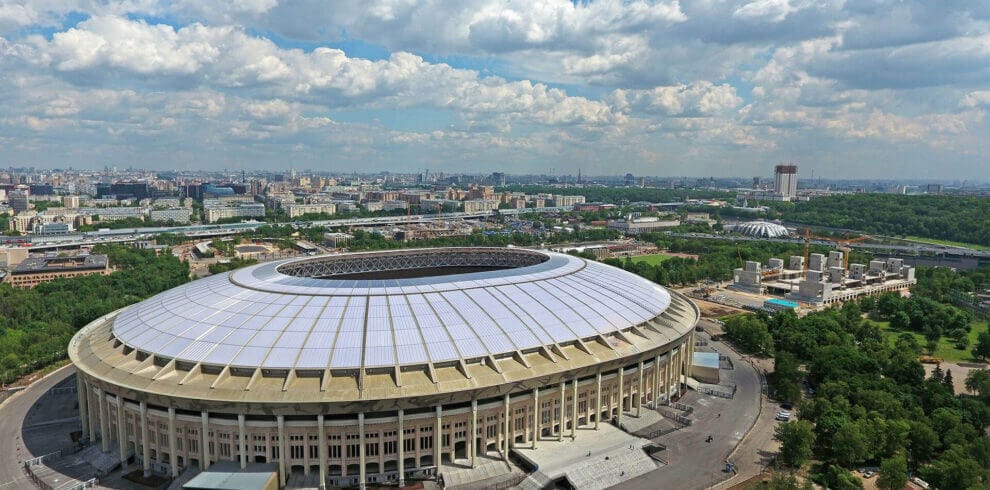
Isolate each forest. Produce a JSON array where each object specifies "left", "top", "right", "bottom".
[
  {"left": 775, "top": 194, "right": 990, "bottom": 246},
  {"left": 0, "top": 245, "right": 189, "bottom": 384},
  {"left": 725, "top": 301, "right": 989, "bottom": 489}
]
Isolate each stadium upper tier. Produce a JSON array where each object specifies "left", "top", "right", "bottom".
[{"left": 110, "top": 248, "right": 672, "bottom": 373}]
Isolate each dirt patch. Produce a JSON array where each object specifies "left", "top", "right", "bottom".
[
  {"left": 924, "top": 361, "right": 987, "bottom": 394},
  {"left": 692, "top": 298, "right": 746, "bottom": 318}
]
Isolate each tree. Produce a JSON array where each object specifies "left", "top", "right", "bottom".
[
  {"left": 831, "top": 423, "right": 868, "bottom": 467},
  {"left": 775, "top": 420, "right": 815, "bottom": 468},
  {"left": 972, "top": 331, "right": 990, "bottom": 361},
  {"left": 773, "top": 352, "right": 802, "bottom": 403},
  {"left": 942, "top": 369, "right": 954, "bottom": 394},
  {"left": 965, "top": 369, "right": 990, "bottom": 396},
  {"left": 907, "top": 420, "right": 938, "bottom": 466},
  {"left": 764, "top": 471, "right": 814, "bottom": 490},
  {"left": 929, "top": 364, "right": 944, "bottom": 383},
  {"left": 877, "top": 452, "right": 907, "bottom": 490},
  {"left": 890, "top": 311, "right": 911, "bottom": 331}
]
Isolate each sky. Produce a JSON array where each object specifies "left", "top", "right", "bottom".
[{"left": 0, "top": 1, "right": 988, "bottom": 179}]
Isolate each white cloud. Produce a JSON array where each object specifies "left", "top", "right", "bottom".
[
  {"left": 609, "top": 82, "right": 742, "bottom": 116},
  {"left": 0, "top": 1, "right": 989, "bottom": 178}
]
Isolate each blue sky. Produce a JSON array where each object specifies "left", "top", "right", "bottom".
[{"left": 0, "top": 1, "right": 988, "bottom": 179}]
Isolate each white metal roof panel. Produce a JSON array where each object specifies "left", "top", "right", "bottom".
[{"left": 110, "top": 249, "right": 672, "bottom": 370}]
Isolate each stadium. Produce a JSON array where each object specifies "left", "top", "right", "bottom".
[{"left": 69, "top": 247, "right": 699, "bottom": 488}]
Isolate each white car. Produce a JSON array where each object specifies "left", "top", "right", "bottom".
[{"left": 775, "top": 411, "right": 791, "bottom": 421}]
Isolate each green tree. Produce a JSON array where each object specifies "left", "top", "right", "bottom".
[
  {"left": 972, "top": 331, "right": 990, "bottom": 361},
  {"left": 773, "top": 351, "right": 802, "bottom": 403},
  {"left": 890, "top": 311, "right": 911, "bottom": 331},
  {"left": 775, "top": 420, "right": 815, "bottom": 468},
  {"left": 831, "top": 422, "right": 868, "bottom": 467},
  {"left": 876, "top": 452, "right": 907, "bottom": 490},
  {"left": 764, "top": 471, "right": 813, "bottom": 490},
  {"left": 965, "top": 369, "right": 990, "bottom": 396},
  {"left": 907, "top": 420, "right": 938, "bottom": 466},
  {"left": 724, "top": 315, "right": 774, "bottom": 356}
]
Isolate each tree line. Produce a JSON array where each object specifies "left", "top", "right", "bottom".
[
  {"left": 0, "top": 245, "right": 189, "bottom": 384},
  {"left": 723, "top": 300, "right": 989, "bottom": 489},
  {"left": 773, "top": 194, "right": 990, "bottom": 246}
]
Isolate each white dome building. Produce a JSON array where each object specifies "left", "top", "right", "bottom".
[
  {"left": 70, "top": 248, "right": 699, "bottom": 488},
  {"left": 734, "top": 221, "right": 790, "bottom": 238}
]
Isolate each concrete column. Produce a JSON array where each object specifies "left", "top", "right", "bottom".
[
  {"left": 201, "top": 411, "right": 210, "bottom": 470},
  {"left": 469, "top": 401, "right": 477, "bottom": 468},
  {"left": 277, "top": 415, "right": 287, "bottom": 487},
  {"left": 616, "top": 367, "right": 623, "bottom": 426},
  {"left": 557, "top": 382, "right": 565, "bottom": 441},
  {"left": 97, "top": 388, "right": 110, "bottom": 452},
  {"left": 77, "top": 376, "right": 89, "bottom": 441},
  {"left": 87, "top": 384, "right": 98, "bottom": 444},
  {"left": 532, "top": 388, "right": 539, "bottom": 448},
  {"left": 594, "top": 372, "right": 602, "bottom": 430},
  {"left": 116, "top": 397, "right": 127, "bottom": 466},
  {"left": 664, "top": 349, "right": 674, "bottom": 405},
  {"left": 434, "top": 405, "right": 442, "bottom": 469},
  {"left": 687, "top": 333, "right": 695, "bottom": 378},
  {"left": 396, "top": 410, "right": 405, "bottom": 486},
  {"left": 140, "top": 402, "right": 150, "bottom": 476},
  {"left": 238, "top": 414, "right": 247, "bottom": 469},
  {"left": 654, "top": 354, "right": 662, "bottom": 406},
  {"left": 358, "top": 413, "right": 366, "bottom": 490},
  {"left": 571, "top": 379, "right": 578, "bottom": 438},
  {"left": 637, "top": 360, "right": 644, "bottom": 417},
  {"left": 318, "top": 415, "right": 327, "bottom": 490},
  {"left": 167, "top": 407, "right": 178, "bottom": 478},
  {"left": 502, "top": 394, "right": 510, "bottom": 462}
]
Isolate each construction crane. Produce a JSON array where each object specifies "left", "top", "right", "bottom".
[{"left": 803, "top": 227, "right": 871, "bottom": 270}]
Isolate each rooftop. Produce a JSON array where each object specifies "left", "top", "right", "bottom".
[
  {"left": 109, "top": 248, "right": 673, "bottom": 372},
  {"left": 11, "top": 254, "right": 108, "bottom": 274}
]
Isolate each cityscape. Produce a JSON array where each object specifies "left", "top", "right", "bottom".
[{"left": 1, "top": 2, "right": 989, "bottom": 490}]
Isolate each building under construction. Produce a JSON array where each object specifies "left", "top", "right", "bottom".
[{"left": 731, "top": 251, "right": 915, "bottom": 305}]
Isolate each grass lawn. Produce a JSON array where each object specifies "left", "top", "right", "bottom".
[
  {"left": 902, "top": 235, "right": 990, "bottom": 251},
  {"left": 873, "top": 319, "right": 989, "bottom": 363},
  {"left": 627, "top": 253, "right": 675, "bottom": 266}
]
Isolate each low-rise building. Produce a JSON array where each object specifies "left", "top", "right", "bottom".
[
  {"left": 204, "top": 200, "right": 266, "bottom": 223},
  {"left": 150, "top": 208, "right": 192, "bottom": 224},
  {"left": 285, "top": 203, "right": 336, "bottom": 218},
  {"left": 607, "top": 217, "right": 681, "bottom": 235},
  {"left": 552, "top": 195, "right": 586, "bottom": 208},
  {"left": 5, "top": 254, "right": 110, "bottom": 288},
  {"left": 462, "top": 199, "right": 499, "bottom": 213}
]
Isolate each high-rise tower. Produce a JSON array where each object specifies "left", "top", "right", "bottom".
[{"left": 773, "top": 164, "right": 798, "bottom": 201}]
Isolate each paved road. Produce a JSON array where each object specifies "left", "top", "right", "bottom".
[
  {"left": 617, "top": 333, "right": 765, "bottom": 490},
  {"left": 0, "top": 364, "right": 77, "bottom": 489}
]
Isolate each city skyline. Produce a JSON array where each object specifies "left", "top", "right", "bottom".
[{"left": 1, "top": 2, "right": 988, "bottom": 179}]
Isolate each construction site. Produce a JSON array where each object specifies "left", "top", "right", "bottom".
[{"left": 730, "top": 250, "right": 916, "bottom": 306}]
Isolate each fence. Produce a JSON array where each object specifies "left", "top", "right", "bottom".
[
  {"left": 489, "top": 473, "right": 528, "bottom": 490},
  {"left": 24, "top": 451, "right": 63, "bottom": 490},
  {"left": 50, "top": 386, "right": 77, "bottom": 395},
  {"left": 642, "top": 426, "right": 679, "bottom": 439},
  {"left": 671, "top": 402, "right": 694, "bottom": 413}
]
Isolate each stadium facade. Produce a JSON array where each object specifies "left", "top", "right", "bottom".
[{"left": 69, "top": 248, "right": 699, "bottom": 488}]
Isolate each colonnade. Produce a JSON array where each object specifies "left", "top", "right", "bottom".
[{"left": 76, "top": 336, "right": 692, "bottom": 489}]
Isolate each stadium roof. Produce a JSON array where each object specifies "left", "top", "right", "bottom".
[
  {"left": 734, "top": 221, "right": 789, "bottom": 239},
  {"left": 111, "top": 248, "right": 673, "bottom": 372}
]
